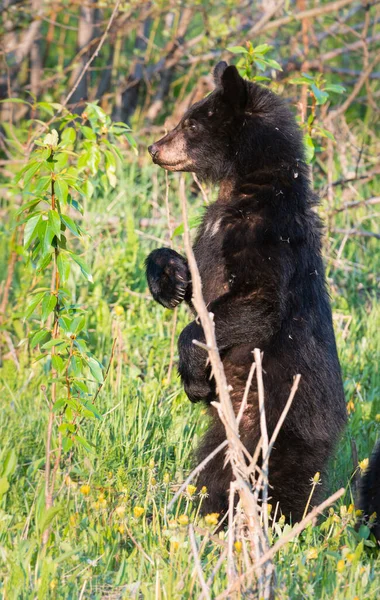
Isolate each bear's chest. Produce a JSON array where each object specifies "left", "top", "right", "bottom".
[{"left": 193, "top": 213, "right": 228, "bottom": 304}]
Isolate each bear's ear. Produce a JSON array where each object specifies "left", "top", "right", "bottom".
[
  {"left": 213, "top": 61, "right": 228, "bottom": 86},
  {"left": 221, "top": 65, "right": 247, "bottom": 111}
]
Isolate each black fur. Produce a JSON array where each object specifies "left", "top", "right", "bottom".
[
  {"left": 360, "top": 443, "right": 380, "bottom": 542},
  {"left": 146, "top": 62, "right": 347, "bottom": 521}
]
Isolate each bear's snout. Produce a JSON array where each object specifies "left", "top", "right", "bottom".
[{"left": 148, "top": 143, "right": 159, "bottom": 160}]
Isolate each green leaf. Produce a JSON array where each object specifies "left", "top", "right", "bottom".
[
  {"left": 41, "top": 293, "right": 57, "bottom": 321},
  {"left": 57, "top": 252, "right": 70, "bottom": 282},
  {"left": 227, "top": 45, "right": 248, "bottom": 54},
  {"left": 24, "top": 291, "right": 45, "bottom": 318},
  {"left": 80, "top": 126, "right": 97, "bottom": 141},
  {"left": 83, "top": 402, "right": 102, "bottom": 420},
  {"left": 52, "top": 399, "right": 67, "bottom": 412},
  {"left": 125, "top": 132, "right": 137, "bottom": 153},
  {"left": 0, "top": 449, "right": 17, "bottom": 479},
  {"left": 62, "top": 437, "right": 73, "bottom": 452},
  {"left": 289, "top": 77, "right": 314, "bottom": 86},
  {"left": 358, "top": 525, "right": 370, "bottom": 540},
  {"left": 0, "top": 477, "right": 10, "bottom": 500},
  {"left": 264, "top": 58, "right": 282, "bottom": 71},
  {"left": 71, "top": 254, "right": 93, "bottom": 282},
  {"left": 42, "top": 338, "right": 68, "bottom": 350},
  {"left": 315, "top": 127, "right": 335, "bottom": 141},
  {"left": 61, "top": 214, "right": 80, "bottom": 237},
  {"left": 303, "top": 133, "right": 315, "bottom": 163},
  {"left": 253, "top": 44, "right": 271, "bottom": 54},
  {"left": 55, "top": 178, "right": 69, "bottom": 204},
  {"left": 70, "top": 315, "right": 86, "bottom": 334},
  {"left": 16, "top": 198, "right": 41, "bottom": 217},
  {"left": 87, "top": 357, "right": 104, "bottom": 383},
  {"left": 311, "top": 84, "right": 329, "bottom": 105},
  {"left": 22, "top": 161, "right": 43, "bottom": 186},
  {"left": 36, "top": 251, "right": 52, "bottom": 273},
  {"left": 172, "top": 215, "right": 203, "bottom": 238},
  {"left": 73, "top": 435, "right": 94, "bottom": 452},
  {"left": 52, "top": 355, "right": 65, "bottom": 373},
  {"left": 61, "top": 127, "right": 77, "bottom": 145},
  {"left": 105, "top": 150, "right": 117, "bottom": 188},
  {"left": 324, "top": 84, "right": 346, "bottom": 94},
  {"left": 253, "top": 58, "right": 268, "bottom": 72},
  {"left": 48, "top": 210, "right": 61, "bottom": 240},
  {"left": 24, "top": 214, "right": 41, "bottom": 248},
  {"left": 38, "top": 505, "right": 62, "bottom": 535},
  {"left": 30, "top": 329, "right": 49, "bottom": 348}
]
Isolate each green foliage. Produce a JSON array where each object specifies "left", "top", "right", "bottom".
[
  {"left": 228, "top": 42, "right": 282, "bottom": 82},
  {"left": 6, "top": 101, "right": 136, "bottom": 457}
]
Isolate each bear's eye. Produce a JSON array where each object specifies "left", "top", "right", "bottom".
[{"left": 187, "top": 120, "right": 198, "bottom": 132}]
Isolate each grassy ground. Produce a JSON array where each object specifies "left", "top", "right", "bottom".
[{"left": 0, "top": 159, "right": 379, "bottom": 599}]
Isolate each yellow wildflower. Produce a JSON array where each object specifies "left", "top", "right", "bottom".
[
  {"left": 163, "top": 473, "right": 170, "bottom": 484},
  {"left": 306, "top": 548, "right": 318, "bottom": 561},
  {"left": 118, "top": 524, "right": 125, "bottom": 534},
  {"left": 337, "top": 559, "right": 345, "bottom": 573},
  {"left": 234, "top": 541, "right": 242, "bottom": 554},
  {"left": 346, "top": 400, "right": 355, "bottom": 414},
  {"left": 133, "top": 506, "right": 144, "bottom": 518},
  {"left": 359, "top": 458, "right": 369, "bottom": 472},
  {"left": 114, "top": 305, "right": 124, "bottom": 316},
  {"left": 80, "top": 484, "right": 91, "bottom": 496},
  {"left": 69, "top": 513, "right": 79, "bottom": 527},
  {"left": 186, "top": 484, "right": 197, "bottom": 497},
  {"left": 178, "top": 514, "right": 189, "bottom": 526},
  {"left": 204, "top": 513, "right": 219, "bottom": 526}
]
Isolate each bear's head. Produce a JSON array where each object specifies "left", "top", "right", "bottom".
[{"left": 148, "top": 61, "right": 304, "bottom": 183}]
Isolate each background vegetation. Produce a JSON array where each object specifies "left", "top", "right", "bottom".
[{"left": 0, "top": 0, "right": 379, "bottom": 598}]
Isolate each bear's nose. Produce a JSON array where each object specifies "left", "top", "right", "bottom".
[{"left": 148, "top": 144, "right": 159, "bottom": 159}]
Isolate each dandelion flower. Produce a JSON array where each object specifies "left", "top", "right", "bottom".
[
  {"left": 80, "top": 484, "right": 91, "bottom": 496},
  {"left": 178, "top": 514, "right": 189, "bottom": 526},
  {"left": 359, "top": 458, "right": 369, "bottom": 472},
  {"left": 234, "top": 541, "right": 242, "bottom": 554},
  {"left": 337, "top": 559, "right": 345, "bottom": 573},
  {"left": 306, "top": 548, "right": 318, "bottom": 561},
  {"left": 204, "top": 513, "right": 219, "bottom": 526},
  {"left": 186, "top": 484, "right": 197, "bottom": 498},
  {"left": 133, "top": 506, "right": 144, "bottom": 518},
  {"left": 199, "top": 486, "right": 208, "bottom": 498}
]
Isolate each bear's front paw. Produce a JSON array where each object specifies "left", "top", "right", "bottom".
[
  {"left": 145, "top": 248, "right": 191, "bottom": 309},
  {"left": 184, "top": 378, "right": 215, "bottom": 404}
]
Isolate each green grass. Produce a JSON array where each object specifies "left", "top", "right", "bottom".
[{"left": 0, "top": 161, "right": 379, "bottom": 599}]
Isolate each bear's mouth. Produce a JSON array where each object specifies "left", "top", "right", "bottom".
[{"left": 154, "top": 158, "right": 193, "bottom": 171}]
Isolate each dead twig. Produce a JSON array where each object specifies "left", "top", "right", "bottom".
[{"left": 189, "top": 524, "right": 211, "bottom": 600}]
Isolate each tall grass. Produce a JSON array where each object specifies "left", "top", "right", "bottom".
[{"left": 0, "top": 161, "right": 379, "bottom": 598}]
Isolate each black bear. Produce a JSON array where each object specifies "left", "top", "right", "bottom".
[
  {"left": 145, "top": 61, "right": 347, "bottom": 520},
  {"left": 360, "top": 443, "right": 380, "bottom": 542}
]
